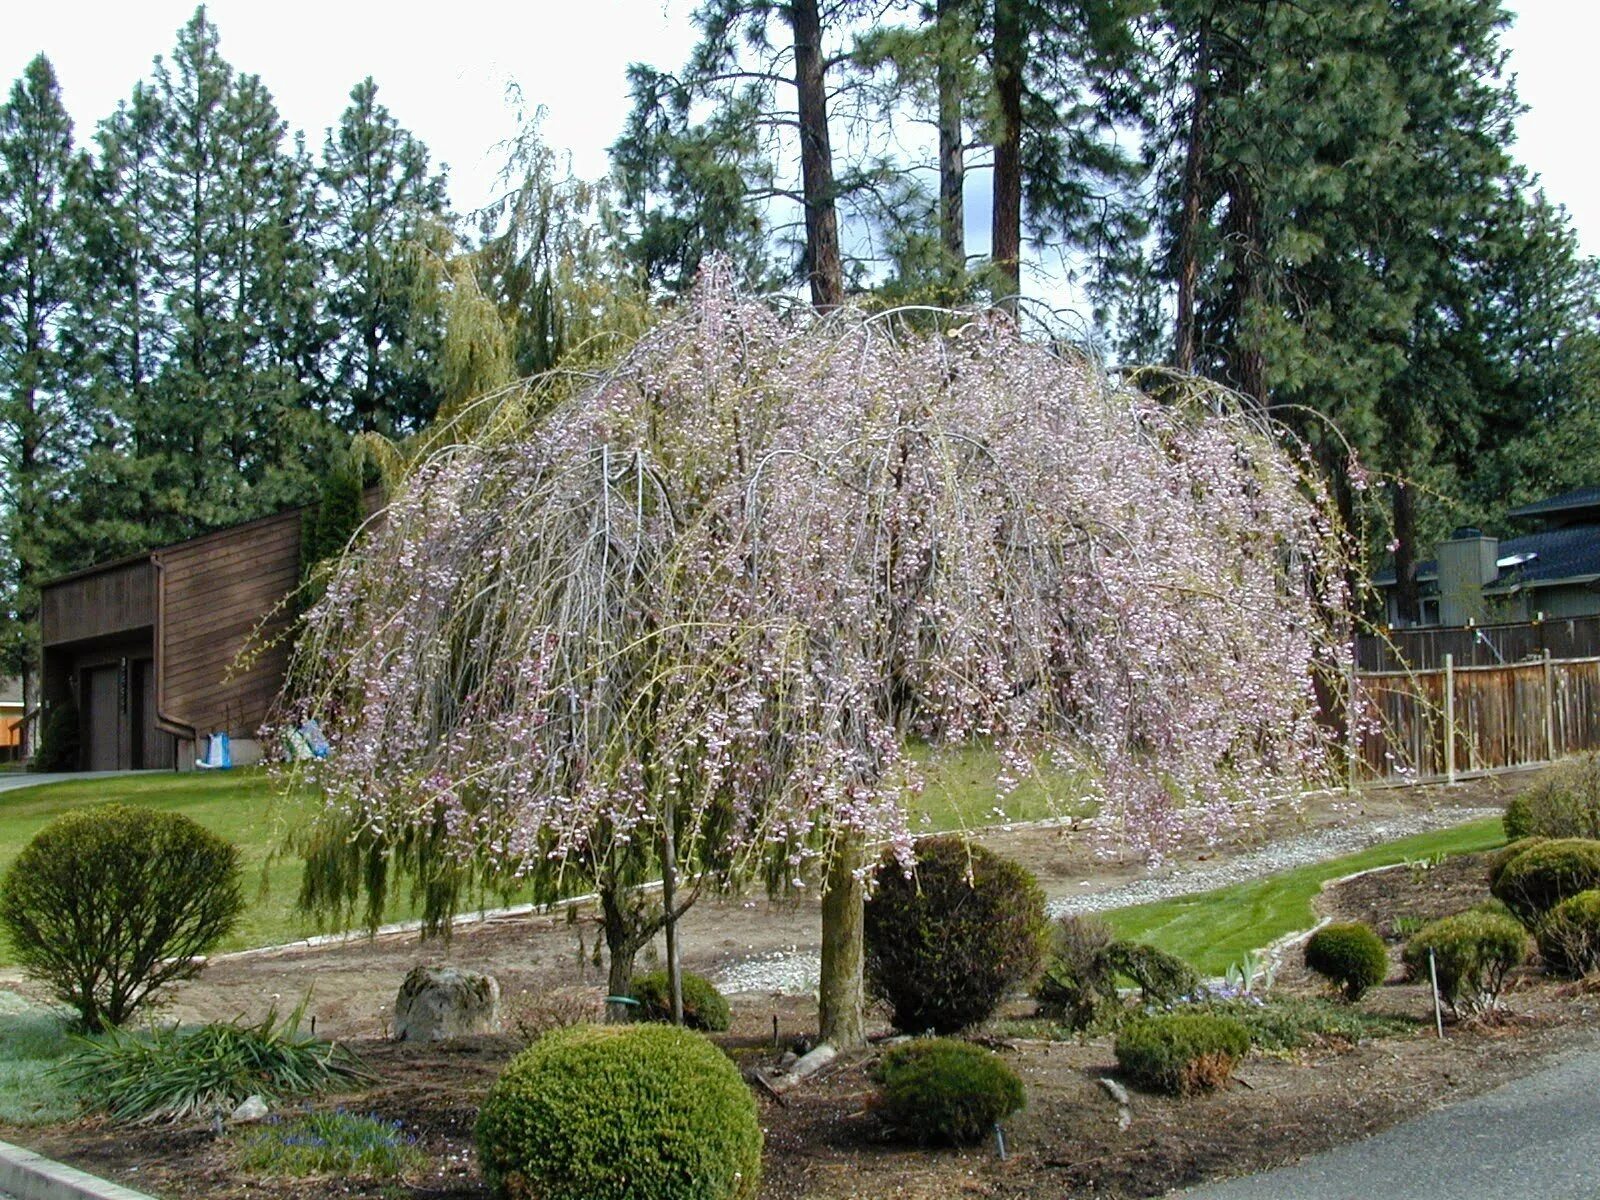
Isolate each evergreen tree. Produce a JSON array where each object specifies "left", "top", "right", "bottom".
[
  {"left": 0, "top": 54, "right": 86, "bottom": 744},
  {"left": 320, "top": 78, "right": 448, "bottom": 434}
]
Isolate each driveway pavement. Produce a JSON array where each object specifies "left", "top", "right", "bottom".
[
  {"left": 1176, "top": 1037, "right": 1600, "bottom": 1199},
  {"left": 0, "top": 769, "right": 163, "bottom": 795}
]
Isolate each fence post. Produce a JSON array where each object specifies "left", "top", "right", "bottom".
[
  {"left": 1544, "top": 648, "right": 1556, "bottom": 762},
  {"left": 1444, "top": 652, "right": 1457, "bottom": 784},
  {"left": 1345, "top": 659, "right": 1359, "bottom": 790}
]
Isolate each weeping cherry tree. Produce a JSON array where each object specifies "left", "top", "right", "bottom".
[{"left": 283, "top": 263, "right": 1354, "bottom": 1043}]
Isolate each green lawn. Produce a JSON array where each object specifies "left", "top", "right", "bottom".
[
  {"left": 1102, "top": 817, "right": 1507, "bottom": 976},
  {"left": 0, "top": 746, "right": 1092, "bottom": 964}
]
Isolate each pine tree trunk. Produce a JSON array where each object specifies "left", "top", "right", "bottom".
[
  {"left": 818, "top": 834, "right": 865, "bottom": 1049},
  {"left": 1394, "top": 479, "right": 1421, "bottom": 625},
  {"left": 790, "top": 0, "right": 844, "bottom": 309},
  {"left": 1173, "top": 19, "right": 1211, "bottom": 372},
  {"left": 936, "top": 0, "right": 965, "bottom": 286},
  {"left": 990, "top": 0, "right": 1024, "bottom": 313}
]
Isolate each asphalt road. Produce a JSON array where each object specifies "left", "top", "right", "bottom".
[{"left": 1176, "top": 1037, "right": 1600, "bottom": 1199}]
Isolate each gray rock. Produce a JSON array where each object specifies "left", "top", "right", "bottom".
[
  {"left": 393, "top": 965, "right": 501, "bottom": 1042},
  {"left": 230, "top": 1094, "right": 270, "bottom": 1122}
]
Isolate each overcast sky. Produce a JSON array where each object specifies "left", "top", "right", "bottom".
[{"left": 6, "top": 0, "right": 1597, "bottom": 262}]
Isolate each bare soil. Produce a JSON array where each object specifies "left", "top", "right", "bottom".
[{"left": 10, "top": 773, "right": 1592, "bottom": 1200}]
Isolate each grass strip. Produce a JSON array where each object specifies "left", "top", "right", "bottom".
[{"left": 1101, "top": 817, "right": 1506, "bottom": 976}]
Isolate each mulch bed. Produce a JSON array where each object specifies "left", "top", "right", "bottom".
[{"left": 9, "top": 850, "right": 1599, "bottom": 1200}]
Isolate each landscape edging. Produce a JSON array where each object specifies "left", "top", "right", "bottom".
[{"left": 0, "top": 1138, "right": 158, "bottom": 1200}]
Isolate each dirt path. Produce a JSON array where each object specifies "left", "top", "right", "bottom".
[{"left": 0, "top": 774, "right": 1518, "bottom": 1038}]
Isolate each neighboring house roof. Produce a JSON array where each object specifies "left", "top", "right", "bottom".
[
  {"left": 0, "top": 677, "right": 19, "bottom": 706},
  {"left": 1374, "top": 524, "right": 1600, "bottom": 592},
  {"left": 1506, "top": 487, "right": 1600, "bottom": 522}
]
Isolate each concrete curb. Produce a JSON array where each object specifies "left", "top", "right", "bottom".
[{"left": 0, "top": 1138, "right": 158, "bottom": 1200}]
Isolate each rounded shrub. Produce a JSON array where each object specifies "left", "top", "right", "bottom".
[
  {"left": 630, "top": 970, "right": 732, "bottom": 1032},
  {"left": 1486, "top": 837, "right": 1547, "bottom": 891},
  {"left": 0, "top": 804, "right": 244, "bottom": 1031},
  {"left": 864, "top": 836, "right": 1048, "bottom": 1034},
  {"left": 1536, "top": 889, "right": 1600, "bottom": 979},
  {"left": 1504, "top": 756, "right": 1600, "bottom": 841},
  {"left": 1304, "top": 922, "right": 1389, "bottom": 1001},
  {"left": 1114, "top": 1013, "right": 1251, "bottom": 1095},
  {"left": 475, "top": 1023, "right": 761, "bottom": 1200},
  {"left": 876, "top": 1038, "right": 1026, "bottom": 1145},
  {"left": 1490, "top": 838, "right": 1600, "bottom": 922},
  {"left": 1402, "top": 910, "right": 1530, "bottom": 1018}
]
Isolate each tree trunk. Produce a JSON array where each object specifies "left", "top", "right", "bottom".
[
  {"left": 789, "top": 0, "right": 845, "bottom": 309},
  {"left": 661, "top": 801, "right": 683, "bottom": 1025},
  {"left": 936, "top": 0, "right": 965, "bottom": 287},
  {"left": 1393, "top": 478, "right": 1421, "bottom": 626},
  {"left": 1227, "top": 169, "right": 1267, "bottom": 408},
  {"left": 1173, "top": 19, "right": 1211, "bottom": 372},
  {"left": 990, "top": 0, "right": 1024, "bottom": 314},
  {"left": 818, "top": 834, "right": 866, "bottom": 1049},
  {"left": 600, "top": 883, "right": 648, "bottom": 1013}
]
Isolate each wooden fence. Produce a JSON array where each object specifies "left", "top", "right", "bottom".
[
  {"left": 1356, "top": 614, "right": 1600, "bottom": 672},
  {"left": 1353, "top": 652, "right": 1600, "bottom": 783}
]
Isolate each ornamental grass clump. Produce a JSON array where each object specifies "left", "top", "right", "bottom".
[
  {"left": 630, "top": 970, "right": 731, "bottom": 1032},
  {"left": 1490, "top": 838, "right": 1600, "bottom": 923},
  {"left": 61, "top": 1001, "right": 369, "bottom": 1123},
  {"left": 1115, "top": 1013, "right": 1251, "bottom": 1095},
  {"left": 875, "top": 1038, "right": 1026, "bottom": 1145},
  {"left": 475, "top": 1024, "right": 761, "bottom": 1200},
  {"left": 864, "top": 837, "right": 1048, "bottom": 1034},
  {"left": 1304, "top": 922, "right": 1389, "bottom": 1001},
  {"left": 0, "top": 804, "right": 244, "bottom": 1031}
]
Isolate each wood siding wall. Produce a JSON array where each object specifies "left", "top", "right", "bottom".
[
  {"left": 40, "top": 560, "right": 156, "bottom": 646},
  {"left": 1354, "top": 656, "right": 1600, "bottom": 783},
  {"left": 156, "top": 509, "right": 302, "bottom": 739}
]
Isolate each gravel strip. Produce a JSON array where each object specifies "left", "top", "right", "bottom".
[
  {"left": 715, "top": 806, "right": 1500, "bottom": 995},
  {"left": 1048, "top": 805, "right": 1500, "bottom": 916}
]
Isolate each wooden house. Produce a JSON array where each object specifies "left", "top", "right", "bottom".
[{"left": 39, "top": 508, "right": 308, "bottom": 771}]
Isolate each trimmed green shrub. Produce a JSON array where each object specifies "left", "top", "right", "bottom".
[
  {"left": 630, "top": 970, "right": 731, "bottom": 1032},
  {"left": 1114, "top": 1013, "right": 1251, "bottom": 1095},
  {"left": 30, "top": 699, "right": 79, "bottom": 772},
  {"left": 865, "top": 837, "right": 1049, "bottom": 1034},
  {"left": 1537, "top": 889, "right": 1600, "bottom": 978},
  {"left": 1486, "top": 837, "right": 1547, "bottom": 891},
  {"left": 1304, "top": 922, "right": 1389, "bottom": 1001},
  {"left": 234, "top": 1109, "right": 423, "bottom": 1178},
  {"left": 475, "top": 1024, "right": 761, "bottom": 1200},
  {"left": 875, "top": 1038, "right": 1026, "bottom": 1145},
  {"left": 1035, "top": 914, "right": 1119, "bottom": 1030},
  {"left": 1105, "top": 942, "right": 1200, "bottom": 1006},
  {"left": 1504, "top": 756, "right": 1600, "bottom": 841},
  {"left": 60, "top": 1002, "right": 370, "bottom": 1122},
  {"left": 1490, "top": 838, "right": 1600, "bottom": 922},
  {"left": 0, "top": 804, "right": 244, "bottom": 1030},
  {"left": 1403, "top": 911, "right": 1530, "bottom": 1017}
]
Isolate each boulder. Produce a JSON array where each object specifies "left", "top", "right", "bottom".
[
  {"left": 392, "top": 965, "right": 501, "bottom": 1042},
  {"left": 230, "top": 1094, "right": 270, "bottom": 1122}
]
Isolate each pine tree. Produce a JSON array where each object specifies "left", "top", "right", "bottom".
[
  {"left": 320, "top": 78, "right": 448, "bottom": 434},
  {"left": 0, "top": 54, "right": 86, "bottom": 747}
]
